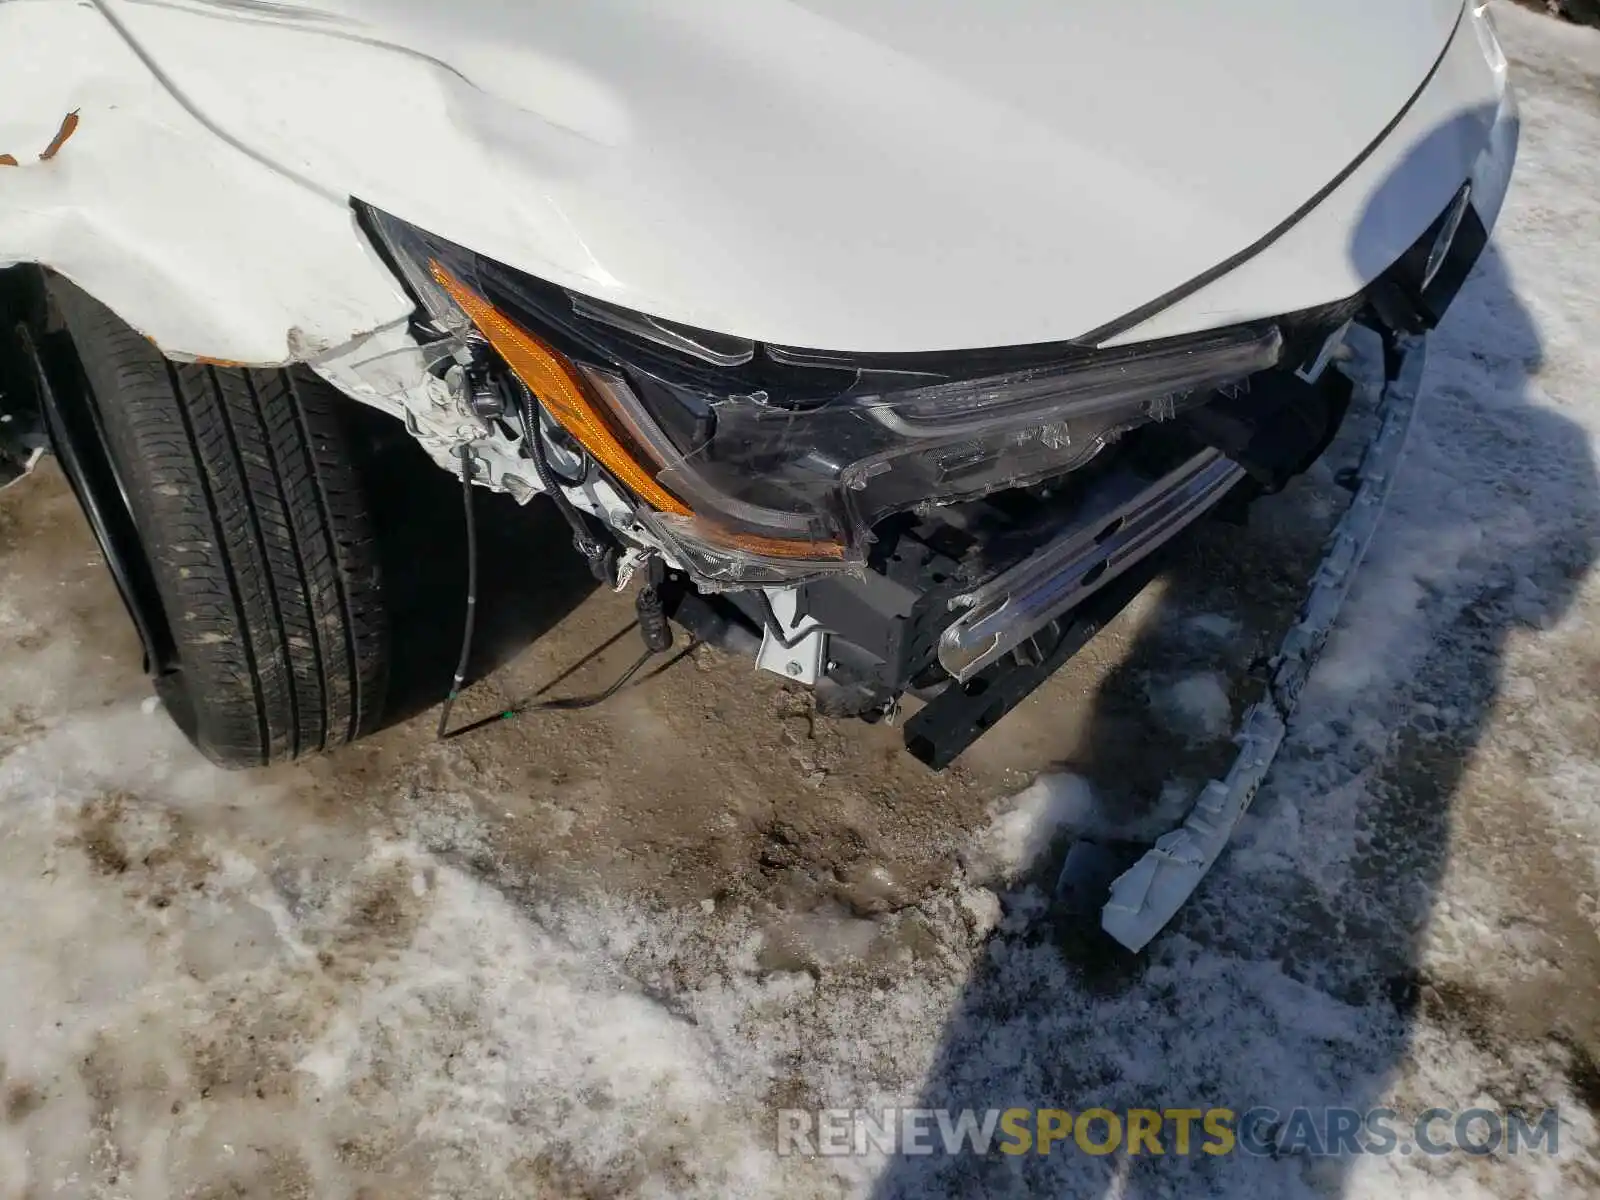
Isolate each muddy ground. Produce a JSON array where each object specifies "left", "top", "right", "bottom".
[{"left": 0, "top": 430, "right": 1333, "bottom": 968}]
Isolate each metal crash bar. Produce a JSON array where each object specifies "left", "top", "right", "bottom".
[{"left": 937, "top": 448, "right": 1247, "bottom": 681}]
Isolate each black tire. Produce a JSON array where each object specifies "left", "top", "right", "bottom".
[{"left": 51, "top": 280, "right": 389, "bottom": 767}]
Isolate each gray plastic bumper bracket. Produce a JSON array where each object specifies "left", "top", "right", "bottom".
[{"left": 1091, "top": 336, "right": 1427, "bottom": 953}]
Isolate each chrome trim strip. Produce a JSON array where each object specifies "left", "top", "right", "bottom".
[{"left": 938, "top": 448, "right": 1247, "bottom": 681}]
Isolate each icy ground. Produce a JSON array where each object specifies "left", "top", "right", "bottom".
[{"left": 2, "top": 5, "right": 1598, "bottom": 1198}]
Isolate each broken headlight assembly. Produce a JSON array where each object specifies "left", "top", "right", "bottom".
[{"left": 362, "top": 205, "right": 1283, "bottom": 586}]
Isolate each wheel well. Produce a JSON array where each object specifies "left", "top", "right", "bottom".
[
  {"left": 0, "top": 265, "right": 51, "bottom": 458},
  {"left": 0, "top": 264, "right": 96, "bottom": 465},
  {"left": 1, "top": 264, "right": 181, "bottom": 677}
]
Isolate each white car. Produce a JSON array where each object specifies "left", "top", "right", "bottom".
[{"left": 0, "top": 0, "right": 1517, "bottom": 773}]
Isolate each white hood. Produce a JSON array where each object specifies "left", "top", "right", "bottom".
[{"left": 104, "top": 0, "right": 1481, "bottom": 351}]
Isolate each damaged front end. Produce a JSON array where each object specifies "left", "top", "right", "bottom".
[
  {"left": 303, "top": 57, "right": 1514, "bottom": 953},
  {"left": 347, "top": 205, "right": 1289, "bottom": 582},
  {"left": 327, "top": 204, "right": 1367, "bottom": 761}
]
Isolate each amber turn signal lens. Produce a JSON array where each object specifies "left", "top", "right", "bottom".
[
  {"left": 432, "top": 262, "right": 848, "bottom": 567},
  {"left": 430, "top": 262, "right": 692, "bottom": 518},
  {"left": 698, "top": 525, "right": 847, "bottom": 560}
]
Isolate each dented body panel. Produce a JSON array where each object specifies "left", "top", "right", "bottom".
[
  {"left": 0, "top": 0, "right": 409, "bottom": 364},
  {"left": 6, "top": 0, "right": 1495, "bottom": 364}
]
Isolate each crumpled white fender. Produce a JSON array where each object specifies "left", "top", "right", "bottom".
[{"left": 0, "top": 0, "right": 408, "bottom": 366}]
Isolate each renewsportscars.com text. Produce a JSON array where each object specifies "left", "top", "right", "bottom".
[{"left": 777, "top": 1106, "right": 1563, "bottom": 1158}]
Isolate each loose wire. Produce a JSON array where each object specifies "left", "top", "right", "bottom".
[
  {"left": 435, "top": 445, "right": 479, "bottom": 740},
  {"left": 433, "top": 380, "right": 690, "bottom": 743}
]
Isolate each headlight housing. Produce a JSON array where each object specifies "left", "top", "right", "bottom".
[{"left": 362, "top": 206, "right": 1282, "bottom": 585}]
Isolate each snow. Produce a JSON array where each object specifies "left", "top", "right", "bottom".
[
  {"left": 1, "top": 5, "right": 1598, "bottom": 1198},
  {"left": 967, "top": 774, "right": 1098, "bottom": 883},
  {"left": 1149, "top": 670, "right": 1234, "bottom": 741},
  {"left": 0, "top": 706, "right": 842, "bottom": 1198}
]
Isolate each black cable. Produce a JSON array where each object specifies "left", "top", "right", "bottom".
[
  {"left": 440, "top": 649, "right": 650, "bottom": 740},
  {"left": 437, "top": 643, "right": 683, "bottom": 742},
  {"left": 434, "top": 575, "right": 693, "bottom": 743},
  {"left": 436, "top": 445, "right": 479, "bottom": 740},
  {"left": 439, "top": 616, "right": 697, "bottom": 742},
  {"left": 527, "top": 620, "right": 640, "bottom": 695},
  {"left": 434, "top": 377, "right": 693, "bottom": 743},
  {"left": 512, "top": 373, "right": 829, "bottom": 659},
  {"left": 433, "top": 365, "right": 832, "bottom": 742},
  {"left": 513, "top": 378, "right": 612, "bottom": 581},
  {"left": 751, "top": 587, "right": 831, "bottom": 651}
]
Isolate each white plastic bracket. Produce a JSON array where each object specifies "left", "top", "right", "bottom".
[{"left": 755, "top": 587, "right": 826, "bottom": 685}]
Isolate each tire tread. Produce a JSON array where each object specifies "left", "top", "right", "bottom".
[{"left": 52, "top": 282, "right": 388, "bottom": 766}]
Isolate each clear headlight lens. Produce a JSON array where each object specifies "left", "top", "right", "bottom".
[{"left": 364, "top": 206, "right": 1282, "bottom": 585}]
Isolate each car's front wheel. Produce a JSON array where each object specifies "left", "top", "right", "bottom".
[{"left": 49, "top": 279, "right": 390, "bottom": 768}]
